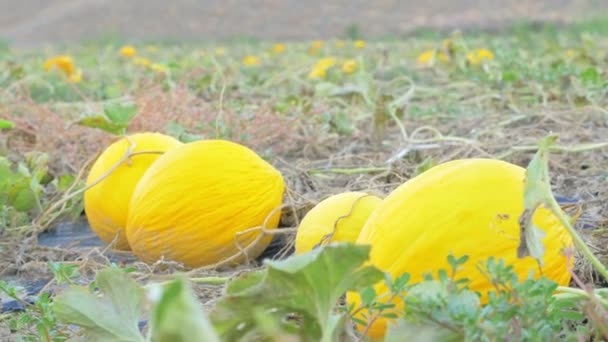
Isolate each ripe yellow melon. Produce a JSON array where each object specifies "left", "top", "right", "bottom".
[
  {"left": 347, "top": 158, "right": 574, "bottom": 340},
  {"left": 84, "top": 132, "right": 183, "bottom": 250},
  {"left": 295, "top": 192, "right": 382, "bottom": 254},
  {"left": 126, "top": 139, "right": 285, "bottom": 268}
]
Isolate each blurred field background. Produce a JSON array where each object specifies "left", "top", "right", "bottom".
[{"left": 1, "top": 0, "right": 607, "bottom": 46}]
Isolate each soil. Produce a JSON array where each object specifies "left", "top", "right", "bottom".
[{"left": 0, "top": 0, "right": 606, "bottom": 46}]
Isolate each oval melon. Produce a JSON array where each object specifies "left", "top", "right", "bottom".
[
  {"left": 126, "top": 139, "right": 285, "bottom": 268},
  {"left": 347, "top": 158, "right": 573, "bottom": 339},
  {"left": 84, "top": 132, "right": 183, "bottom": 250},
  {"left": 295, "top": 191, "right": 382, "bottom": 254}
]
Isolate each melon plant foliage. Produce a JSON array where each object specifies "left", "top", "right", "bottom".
[
  {"left": 211, "top": 243, "right": 384, "bottom": 342},
  {"left": 48, "top": 136, "right": 608, "bottom": 341}
]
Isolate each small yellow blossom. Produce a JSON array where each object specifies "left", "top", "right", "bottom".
[
  {"left": 149, "top": 63, "right": 169, "bottom": 73},
  {"left": 242, "top": 55, "right": 261, "bottom": 67},
  {"left": 308, "top": 57, "right": 336, "bottom": 79},
  {"left": 335, "top": 40, "right": 345, "bottom": 48},
  {"left": 133, "top": 57, "right": 152, "bottom": 67},
  {"left": 215, "top": 47, "right": 226, "bottom": 56},
  {"left": 44, "top": 55, "right": 75, "bottom": 76},
  {"left": 466, "top": 48, "right": 494, "bottom": 65},
  {"left": 272, "top": 43, "right": 286, "bottom": 54},
  {"left": 565, "top": 49, "right": 576, "bottom": 58},
  {"left": 68, "top": 68, "right": 83, "bottom": 83},
  {"left": 417, "top": 50, "right": 434, "bottom": 64},
  {"left": 417, "top": 49, "right": 449, "bottom": 65},
  {"left": 309, "top": 40, "right": 323, "bottom": 54},
  {"left": 341, "top": 59, "right": 358, "bottom": 74},
  {"left": 146, "top": 45, "right": 159, "bottom": 53},
  {"left": 354, "top": 40, "right": 366, "bottom": 49},
  {"left": 120, "top": 45, "right": 137, "bottom": 57}
]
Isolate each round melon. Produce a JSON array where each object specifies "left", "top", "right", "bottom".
[
  {"left": 84, "top": 132, "right": 183, "bottom": 250},
  {"left": 346, "top": 158, "right": 574, "bottom": 340},
  {"left": 126, "top": 139, "right": 285, "bottom": 268},
  {"left": 295, "top": 192, "right": 382, "bottom": 254}
]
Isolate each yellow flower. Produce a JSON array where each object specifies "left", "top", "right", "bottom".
[
  {"left": 308, "top": 57, "right": 336, "bottom": 79},
  {"left": 272, "top": 43, "right": 286, "bottom": 54},
  {"left": 120, "top": 45, "right": 137, "bottom": 57},
  {"left": 149, "top": 63, "right": 169, "bottom": 73},
  {"left": 68, "top": 68, "right": 83, "bottom": 83},
  {"left": 341, "top": 59, "right": 358, "bottom": 74},
  {"left": 146, "top": 45, "right": 159, "bottom": 53},
  {"left": 335, "top": 40, "right": 345, "bottom": 48},
  {"left": 354, "top": 40, "right": 366, "bottom": 49},
  {"left": 417, "top": 50, "right": 435, "bottom": 65},
  {"left": 417, "top": 49, "right": 449, "bottom": 66},
  {"left": 242, "top": 55, "right": 261, "bottom": 66},
  {"left": 44, "top": 55, "right": 75, "bottom": 75},
  {"left": 309, "top": 40, "right": 323, "bottom": 54},
  {"left": 466, "top": 48, "right": 494, "bottom": 65},
  {"left": 565, "top": 49, "right": 576, "bottom": 58},
  {"left": 215, "top": 47, "right": 226, "bottom": 56},
  {"left": 134, "top": 57, "right": 152, "bottom": 67}
]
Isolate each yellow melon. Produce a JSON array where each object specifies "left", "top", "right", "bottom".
[
  {"left": 126, "top": 139, "right": 285, "bottom": 268},
  {"left": 84, "top": 132, "right": 183, "bottom": 250},
  {"left": 347, "top": 158, "right": 573, "bottom": 340},
  {"left": 295, "top": 192, "right": 382, "bottom": 254}
]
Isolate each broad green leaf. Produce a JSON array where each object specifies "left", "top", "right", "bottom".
[
  {"left": 164, "top": 122, "right": 204, "bottom": 143},
  {"left": 580, "top": 67, "right": 601, "bottom": 84},
  {"left": 517, "top": 135, "right": 557, "bottom": 263},
  {"left": 53, "top": 268, "right": 145, "bottom": 342},
  {"left": 78, "top": 115, "right": 127, "bottom": 135},
  {"left": 314, "top": 81, "right": 340, "bottom": 97},
  {"left": 212, "top": 243, "right": 384, "bottom": 341},
  {"left": 7, "top": 179, "right": 37, "bottom": 212},
  {"left": 224, "top": 269, "right": 265, "bottom": 295},
  {"left": 0, "top": 120, "right": 14, "bottom": 129},
  {"left": 149, "top": 276, "right": 220, "bottom": 342},
  {"left": 57, "top": 174, "right": 76, "bottom": 192},
  {"left": 0, "top": 157, "right": 18, "bottom": 189},
  {"left": 104, "top": 102, "right": 138, "bottom": 126}
]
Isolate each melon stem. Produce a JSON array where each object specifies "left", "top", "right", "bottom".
[{"left": 546, "top": 196, "right": 608, "bottom": 282}]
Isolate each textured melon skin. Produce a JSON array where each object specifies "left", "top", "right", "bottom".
[
  {"left": 295, "top": 192, "right": 382, "bottom": 254},
  {"left": 126, "top": 139, "right": 285, "bottom": 268},
  {"left": 347, "top": 158, "right": 574, "bottom": 340},
  {"left": 84, "top": 132, "right": 183, "bottom": 250}
]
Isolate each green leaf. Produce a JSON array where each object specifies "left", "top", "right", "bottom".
[
  {"left": 212, "top": 243, "right": 384, "bottom": 341},
  {"left": 77, "top": 115, "right": 128, "bottom": 135},
  {"left": 0, "top": 120, "right": 15, "bottom": 129},
  {"left": 580, "top": 67, "right": 601, "bottom": 84},
  {"left": 53, "top": 268, "right": 145, "bottom": 342},
  {"left": 0, "top": 157, "right": 18, "bottom": 189},
  {"left": 77, "top": 102, "right": 137, "bottom": 135},
  {"left": 57, "top": 174, "right": 76, "bottom": 192},
  {"left": 104, "top": 102, "right": 138, "bottom": 126},
  {"left": 148, "top": 276, "right": 220, "bottom": 342},
  {"left": 517, "top": 135, "right": 558, "bottom": 263},
  {"left": 164, "top": 122, "right": 204, "bottom": 143},
  {"left": 7, "top": 178, "right": 37, "bottom": 212}
]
